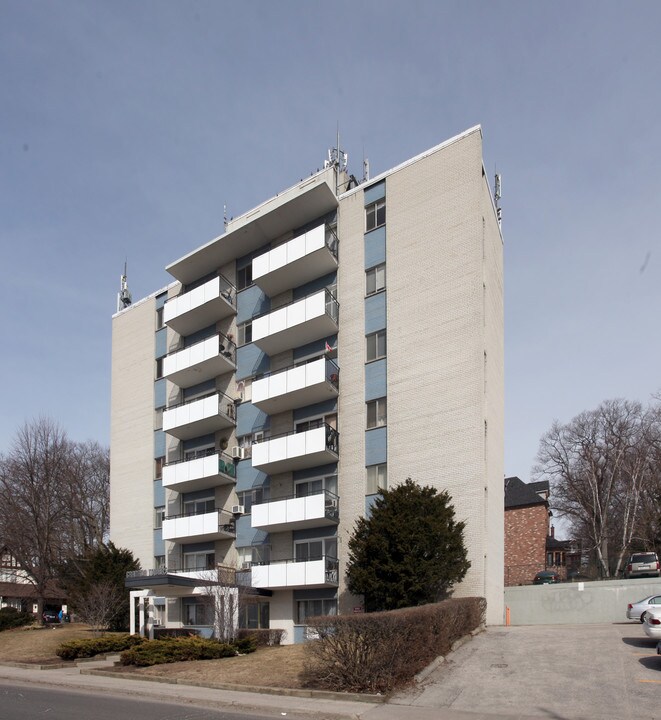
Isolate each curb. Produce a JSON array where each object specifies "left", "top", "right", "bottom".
[{"left": 82, "top": 668, "right": 386, "bottom": 703}]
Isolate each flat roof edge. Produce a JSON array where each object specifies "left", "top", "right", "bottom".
[{"left": 339, "top": 125, "right": 483, "bottom": 200}]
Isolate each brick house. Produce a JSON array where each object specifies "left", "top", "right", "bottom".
[{"left": 504, "top": 477, "right": 550, "bottom": 586}]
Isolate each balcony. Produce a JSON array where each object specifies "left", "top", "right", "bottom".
[
  {"left": 125, "top": 566, "right": 218, "bottom": 593},
  {"left": 251, "top": 490, "right": 339, "bottom": 533},
  {"left": 162, "top": 449, "right": 236, "bottom": 493},
  {"left": 251, "top": 424, "right": 339, "bottom": 475},
  {"left": 252, "top": 289, "right": 338, "bottom": 357},
  {"left": 253, "top": 224, "right": 338, "bottom": 297},
  {"left": 163, "top": 391, "right": 236, "bottom": 441},
  {"left": 163, "top": 333, "right": 236, "bottom": 389},
  {"left": 250, "top": 556, "right": 339, "bottom": 590},
  {"left": 163, "top": 274, "right": 236, "bottom": 336},
  {"left": 162, "top": 509, "right": 236, "bottom": 543},
  {"left": 251, "top": 357, "right": 339, "bottom": 415}
]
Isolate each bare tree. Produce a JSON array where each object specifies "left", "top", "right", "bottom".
[
  {"left": 535, "top": 399, "right": 658, "bottom": 576},
  {"left": 200, "top": 565, "right": 248, "bottom": 641},
  {"left": 72, "top": 579, "right": 125, "bottom": 636},
  {"left": 0, "top": 418, "right": 110, "bottom": 621}
]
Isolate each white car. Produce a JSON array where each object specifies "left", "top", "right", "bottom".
[{"left": 643, "top": 607, "right": 661, "bottom": 641}]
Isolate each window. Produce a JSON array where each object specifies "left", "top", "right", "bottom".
[
  {"left": 366, "top": 264, "right": 386, "bottom": 296},
  {"left": 183, "top": 497, "right": 215, "bottom": 516},
  {"left": 154, "top": 555, "right": 166, "bottom": 569},
  {"left": 295, "top": 537, "right": 337, "bottom": 562},
  {"left": 295, "top": 474, "right": 337, "bottom": 498},
  {"left": 238, "top": 545, "right": 271, "bottom": 568},
  {"left": 154, "top": 507, "right": 165, "bottom": 529},
  {"left": 183, "top": 551, "right": 215, "bottom": 571},
  {"left": 239, "top": 601, "right": 270, "bottom": 629},
  {"left": 156, "top": 307, "right": 164, "bottom": 330},
  {"left": 154, "top": 456, "right": 165, "bottom": 479},
  {"left": 237, "top": 264, "right": 253, "bottom": 291},
  {"left": 296, "top": 417, "right": 324, "bottom": 433},
  {"left": 296, "top": 598, "right": 337, "bottom": 625},
  {"left": 155, "top": 357, "right": 164, "bottom": 379},
  {"left": 154, "top": 407, "right": 164, "bottom": 431},
  {"left": 366, "top": 330, "right": 386, "bottom": 362},
  {"left": 184, "top": 600, "right": 211, "bottom": 626},
  {"left": 366, "top": 397, "right": 387, "bottom": 429},
  {"left": 237, "top": 487, "right": 269, "bottom": 513},
  {"left": 237, "top": 321, "right": 252, "bottom": 346},
  {"left": 365, "top": 199, "right": 386, "bottom": 232},
  {"left": 366, "top": 463, "right": 387, "bottom": 495}
]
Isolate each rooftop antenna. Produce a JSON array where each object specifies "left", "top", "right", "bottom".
[
  {"left": 117, "top": 260, "right": 132, "bottom": 312},
  {"left": 325, "top": 123, "right": 348, "bottom": 196},
  {"left": 223, "top": 204, "right": 228, "bottom": 231},
  {"left": 494, "top": 171, "right": 502, "bottom": 228}
]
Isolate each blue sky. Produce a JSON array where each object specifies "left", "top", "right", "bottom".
[{"left": 1, "top": 1, "right": 659, "bottom": 485}]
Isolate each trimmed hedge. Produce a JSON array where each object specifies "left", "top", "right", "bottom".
[
  {"left": 302, "top": 596, "right": 486, "bottom": 694},
  {"left": 236, "top": 628, "right": 286, "bottom": 646},
  {"left": 0, "top": 607, "right": 35, "bottom": 631},
  {"left": 56, "top": 634, "right": 145, "bottom": 660},
  {"left": 119, "top": 636, "right": 241, "bottom": 667}
]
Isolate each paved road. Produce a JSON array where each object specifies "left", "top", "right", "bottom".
[{"left": 0, "top": 681, "right": 277, "bottom": 720}]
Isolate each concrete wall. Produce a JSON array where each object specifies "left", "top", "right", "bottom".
[{"left": 505, "top": 580, "right": 661, "bottom": 625}]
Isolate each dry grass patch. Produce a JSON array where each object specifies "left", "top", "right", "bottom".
[
  {"left": 0, "top": 623, "right": 96, "bottom": 663},
  {"left": 131, "top": 643, "right": 309, "bottom": 688}
]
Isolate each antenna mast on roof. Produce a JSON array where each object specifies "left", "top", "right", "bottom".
[
  {"left": 117, "top": 261, "right": 132, "bottom": 312},
  {"left": 324, "top": 123, "right": 348, "bottom": 196},
  {"left": 494, "top": 172, "right": 502, "bottom": 228}
]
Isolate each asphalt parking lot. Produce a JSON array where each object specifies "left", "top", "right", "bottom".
[{"left": 389, "top": 622, "right": 661, "bottom": 720}]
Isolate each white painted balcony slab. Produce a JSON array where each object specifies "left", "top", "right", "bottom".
[
  {"left": 253, "top": 225, "right": 338, "bottom": 297},
  {"left": 251, "top": 493, "right": 338, "bottom": 532},
  {"left": 251, "top": 358, "right": 338, "bottom": 415},
  {"left": 163, "top": 394, "right": 236, "bottom": 441},
  {"left": 162, "top": 453, "right": 236, "bottom": 493},
  {"left": 162, "top": 511, "right": 235, "bottom": 543},
  {"left": 163, "top": 335, "right": 235, "bottom": 389},
  {"left": 252, "top": 290, "right": 339, "bottom": 356},
  {"left": 164, "top": 276, "right": 235, "bottom": 336},
  {"left": 250, "top": 558, "right": 339, "bottom": 590},
  {"left": 251, "top": 426, "right": 338, "bottom": 474}
]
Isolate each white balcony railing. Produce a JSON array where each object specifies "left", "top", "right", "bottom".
[
  {"left": 251, "top": 425, "right": 339, "bottom": 474},
  {"left": 251, "top": 490, "right": 339, "bottom": 532},
  {"left": 163, "top": 334, "right": 236, "bottom": 389},
  {"left": 252, "top": 224, "right": 338, "bottom": 297},
  {"left": 162, "top": 450, "right": 236, "bottom": 492},
  {"left": 163, "top": 275, "right": 236, "bottom": 336},
  {"left": 162, "top": 509, "right": 235, "bottom": 543},
  {"left": 250, "top": 556, "right": 339, "bottom": 590},
  {"left": 251, "top": 357, "right": 339, "bottom": 415},
  {"left": 163, "top": 392, "right": 236, "bottom": 441},
  {"left": 252, "top": 289, "right": 338, "bottom": 356}
]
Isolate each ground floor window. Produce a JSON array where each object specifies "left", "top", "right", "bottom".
[
  {"left": 296, "top": 598, "right": 337, "bottom": 625},
  {"left": 184, "top": 599, "right": 211, "bottom": 626},
  {"left": 239, "top": 601, "right": 270, "bottom": 629}
]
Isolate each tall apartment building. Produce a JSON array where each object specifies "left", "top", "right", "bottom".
[{"left": 110, "top": 125, "right": 504, "bottom": 640}]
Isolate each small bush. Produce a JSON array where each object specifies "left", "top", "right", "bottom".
[
  {"left": 153, "top": 627, "right": 200, "bottom": 639},
  {"left": 119, "top": 636, "right": 239, "bottom": 667},
  {"left": 236, "top": 628, "right": 286, "bottom": 646},
  {"left": 0, "top": 607, "right": 35, "bottom": 631},
  {"left": 56, "top": 634, "right": 145, "bottom": 660},
  {"left": 302, "top": 596, "right": 485, "bottom": 694},
  {"left": 232, "top": 635, "right": 257, "bottom": 654}
]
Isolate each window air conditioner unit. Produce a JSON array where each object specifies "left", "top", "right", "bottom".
[
  {"left": 231, "top": 505, "right": 245, "bottom": 515},
  {"left": 231, "top": 446, "right": 245, "bottom": 460}
]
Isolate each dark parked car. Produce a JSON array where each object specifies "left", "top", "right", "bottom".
[
  {"left": 42, "top": 610, "right": 60, "bottom": 623},
  {"left": 533, "top": 570, "right": 559, "bottom": 585}
]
